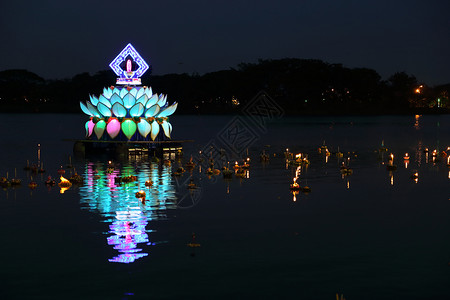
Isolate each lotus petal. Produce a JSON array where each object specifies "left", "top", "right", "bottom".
[
  {"left": 136, "top": 87, "right": 145, "bottom": 99},
  {"left": 161, "top": 120, "right": 171, "bottom": 138},
  {"left": 150, "top": 120, "right": 160, "bottom": 140},
  {"left": 113, "top": 87, "right": 120, "bottom": 95},
  {"left": 97, "top": 102, "right": 112, "bottom": 117},
  {"left": 98, "top": 95, "right": 111, "bottom": 108},
  {"left": 106, "top": 118, "right": 121, "bottom": 139},
  {"left": 119, "top": 88, "right": 128, "bottom": 99},
  {"left": 146, "top": 94, "right": 158, "bottom": 108},
  {"left": 87, "top": 101, "right": 101, "bottom": 117},
  {"left": 168, "top": 122, "right": 172, "bottom": 134},
  {"left": 123, "top": 93, "right": 136, "bottom": 109},
  {"left": 103, "top": 87, "right": 113, "bottom": 99},
  {"left": 110, "top": 94, "right": 123, "bottom": 106},
  {"left": 85, "top": 120, "right": 95, "bottom": 137},
  {"left": 157, "top": 102, "right": 178, "bottom": 117},
  {"left": 80, "top": 102, "right": 93, "bottom": 116},
  {"left": 157, "top": 94, "right": 167, "bottom": 107},
  {"left": 130, "top": 103, "right": 145, "bottom": 117},
  {"left": 89, "top": 95, "right": 99, "bottom": 106},
  {"left": 145, "top": 104, "right": 160, "bottom": 118},
  {"left": 137, "top": 119, "right": 151, "bottom": 138},
  {"left": 136, "top": 94, "right": 148, "bottom": 107},
  {"left": 121, "top": 119, "right": 137, "bottom": 140},
  {"left": 129, "top": 88, "right": 138, "bottom": 98},
  {"left": 94, "top": 120, "right": 106, "bottom": 139},
  {"left": 144, "top": 87, "right": 152, "bottom": 98},
  {"left": 112, "top": 102, "right": 127, "bottom": 117}
]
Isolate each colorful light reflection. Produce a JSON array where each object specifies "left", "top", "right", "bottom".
[{"left": 79, "top": 161, "right": 177, "bottom": 263}]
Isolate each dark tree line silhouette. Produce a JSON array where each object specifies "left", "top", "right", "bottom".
[{"left": 0, "top": 58, "right": 449, "bottom": 114}]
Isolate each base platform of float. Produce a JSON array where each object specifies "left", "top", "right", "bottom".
[{"left": 71, "top": 139, "right": 193, "bottom": 159}]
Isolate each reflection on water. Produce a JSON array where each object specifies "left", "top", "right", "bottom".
[{"left": 79, "top": 161, "right": 177, "bottom": 263}]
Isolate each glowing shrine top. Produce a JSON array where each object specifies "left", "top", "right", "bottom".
[{"left": 109, "top": 43, "right": 149, "bottom": 85}]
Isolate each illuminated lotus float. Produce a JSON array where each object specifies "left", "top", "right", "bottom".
[{"left": 80, "top": 86, "right": 177, "bottom": 141}]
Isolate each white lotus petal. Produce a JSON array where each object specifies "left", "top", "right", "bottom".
[
  {"left": 110, "top": 94, "right": 123, "bottom": 106},
  {"left": 123, "top": 93, "right": 136, "bottom": 109},
  {"left": 150, "top": 120, "right": 160, "bottom": 140},
  {"left": 119, "top": 88, "right": 128, "bottom": 98},
  {"left": 145, "top": 104, "right": 160, "bottom": 118},
  {"left": 103, "top": 87, "right": 113, "bottom": 99},
  {"left": 97, "top": 102, "right": 112, "bottom": 117},
  {"left": 113, "top": 87, "right": 120, "bottom": 95},
  {"left": 98, "top": 95, "right": 111, "bottom": 108},
  {"left": 157, "top": 94, "right": 167, "bottom": 107},
  {"left": 137, "top": 119, "right": 151, "bottom": 138},
  {"left": 146, "top": 94, "right": 158, "bottom": 108},
  {"left": 130, "top": 103, "right": 145, "bottom": 117},
  {"left": 161, "top": 120, "right": 171, "bottom": 138},
  {"left": 136, "top": 94, "right": 148, "bottom": 107},
  {"left": 168, "top": 122, "right": 172, "bottom": 135},
  {"left": 87, "top": 101, "right": 101, "bottom": 117},
  {"left": 129, "top": 88, "right": 137, "bottom": 98},
  {"left": 157, "top": 102, "right": 178, "bottom": 118},
  {"left": 80, "top": 102, "right": 93, "bottom": 116},
  {"left": 136, "top": 87, "right": 145, "bottom": 99},
  {"left": 112, "top": 102, "right": 127, "bottom": 118},
  {"left": 144, "top": 87, "right": 152, "bottom": 98},
  {"left": 89, "top": 95, "right": 99, "bottom": 106}
]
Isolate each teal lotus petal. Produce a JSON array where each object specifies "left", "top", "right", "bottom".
[
  {"left": 80, "top": 102, "right": 93, "bottom": 116},
  {"left": 113, "top": 87, "right": 120, "bottom": 95},
  {"left": 85, "top": 120, "right": 94, "bottom": 137},
  {"left": 123, "top": 93, "right": 136, "bottom": 109},
  {"left": 161, "top": 120, "right": 171, "bottom": 138},
  {"left": 110, "top": 94, "right": 123, "bottom": 106},
  {"left": 150, "top": 120, "right": 160, "bottom": 141},
  {"left": 136, "top": 87, "right": 145, "bottom": 99},
  {"left": 89, "top": 95, "right": 99, "bottom": 106},
  {"left": 144, "top": 87, "right": 152, "bottom": 98},
  {"left": 97, "top": 102, "right": 112, "bottom": 117},
  {"left": 121, "top": 119, "right": 137, "bottom": 140},
  {"left": 130, "top": 103, "right": 145, "bottom": 117},
  {"left": 119, "top": 88, "right": 128, "bottom": 98},
  {"left": 146, "top": 94, "right": 158, "bottom": 108},
  {"left": 112, "top": 102, "right": 127, "bottom": 117},
  {"left": 98, "top": 95, "right": 111, "bottom": 108},
  {"left": 136, "top": 94, "right": 148, "bottom": 107},
  {"left": 157, "top": 102, "right": 178, "bottom": 118},
  {"left": 87, "top": 101, "right": 101, "bottom": 117},
  {"left": 137, "top": 119, "right": 151, "bottom": 138},
  {"left": 94, "top": 120, "right": 106, "bottom": 139},
  {"left": 157, "top": 94, "right": 167, "bottom": 107},
  {"left": 129, "top": 88, "right": 137, "bottom": 98},
  {"left": 106, "top": 118, "right": 121, "bottom": 139},
  {"left": 145, "top": 104, "right": 160, "bottom": 118},
  {"left": 103, "top": 87, "right": 113, "bottom": 99}
]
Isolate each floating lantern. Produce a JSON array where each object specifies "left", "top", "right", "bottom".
[{"left": 80, "top": 44, "right": 178, "bottom": 141}]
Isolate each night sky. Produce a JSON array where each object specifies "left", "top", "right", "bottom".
[{"left": 1, "top": 0, "right": 449, "bottom": 85}]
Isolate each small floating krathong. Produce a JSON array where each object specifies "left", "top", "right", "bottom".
[
  {"left": 45, "top": 176, "right": 56, "bottom": 185},
  {"left": 58, "top": 176, "right": 72, "bottom": 188},
  {"left": 135, "top": 190, "right": 146, "bottom": 198},
  {"left": 386, "top": 153, "right": 397, "bottom": 171},
  {"left": 410, "top": 172, "right": 419, "bottom": 183}
]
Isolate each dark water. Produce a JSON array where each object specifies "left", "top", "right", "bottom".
[{"left": 1, "top": 113, "right": 449, "bottom": 299}]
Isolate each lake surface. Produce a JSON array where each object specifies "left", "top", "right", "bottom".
[{"left": 0, "top": 113, "right": 449, "bottom": 300}]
